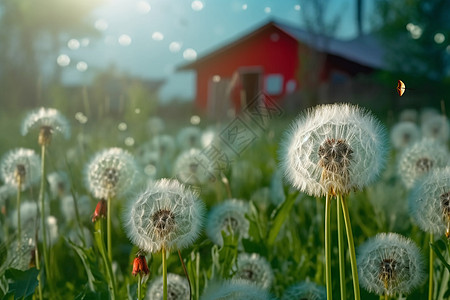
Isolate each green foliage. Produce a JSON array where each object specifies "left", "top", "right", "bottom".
[{"left": 3, "top": 268, "right": 39, "bottom": 300}]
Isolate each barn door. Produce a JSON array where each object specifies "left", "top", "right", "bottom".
[{"left": 239, "top": 67, "right": 263, "bottom": 111}]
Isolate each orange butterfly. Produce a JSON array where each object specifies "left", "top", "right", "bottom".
[{"left": 397, "top": 80, "right": 406, "bottom": 96}]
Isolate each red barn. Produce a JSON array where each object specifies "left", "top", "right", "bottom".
[{"left": 177, "top": 19, "right": 385, "bottom": 118}]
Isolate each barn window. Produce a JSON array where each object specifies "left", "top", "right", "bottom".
[
  {"left": 285, "top": 79, "right": 297, "bottom": 94},
  {"left": 265, "top": 74, "right": 283, "bottom": 95}
]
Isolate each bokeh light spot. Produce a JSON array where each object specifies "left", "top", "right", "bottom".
[
  {"left": 434, "top": 33, "right": 445, "bottom": 44},
  {"left": 191, "top": 1, "right": 204, "bottom": 11},
  {"left": 152, "top": 32, "right": 164, "bottom": 41},
  {"left": 190, "top": 115, "right": 201, "bottom": 125},
  {"left": 169, "top": 41, "right": 182, "bottom": 53},
  {"left": 118, "top": 34, "right": 132, "bottom": 46},
  {"left": 183, "top": 48, "right": 197, "bottom": 60},
  {"left": 95, "top": 19, "right": 108, "bottom": 31},
  {"left": 125, "top": 137, "right": 135, "bottom": 146},
  {"left": 57, "top": 54, "right": 70, "bottom": 67},
  {"left": 76, "top": 61, "right": 88, "bottom": 72},
  {"left": 137, "top": 1, "right": 151, "bottom": 14},
  {"left": 68, "top": 39, "right": 80, "bottom": 50},
  {"left": 118, "top": 122, "right": 128, "bottom": 131}
]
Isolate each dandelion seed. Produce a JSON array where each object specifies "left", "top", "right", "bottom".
[
  {"left": 409, "top": 167, "right": 450, "bottom": 237},
  {"left": 176, "top": 126, "right": 201, "bottom": 150},
  {"left": 124, "top": 179, "right": 205, "bottom": 253},
  {"left": 390, "top": 122, "right": 421, "bottom": 151},
  {"left": 206, "top": 199, "right": 249, "bottom": 247},
  {"left": 281, "top": 281, "right": 326, "bottom": 300},
  {"left": 398, "top": 138, "right": 449, "bottom": 189},
  {"left": 147, "top": 273, "right": 189, "bottom": 300},
  {"left": 357, "top": 232, "right": 425, "bottom": 297},
  {"left": 281, "top": 103, "right": 388, "bottom": 196},
  {"left": 85, "top": 148, "right": 139, "bottom": 199},
  {"left": 233, "top": 253, "right": 273, "bottom": 289},
  {"left": 21, "top": 107, "right": 70, "bottom": 145},
  {"left": 1, "top": 148, "right": 41, "bottom": 190},
  {"left": 200, "top": 279, "right": 272, "bottom": 300}
]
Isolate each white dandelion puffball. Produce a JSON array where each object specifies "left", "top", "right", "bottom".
[
  {"left": 281, "top": 281, "right": 326, "bottom": 300},
  {"left": 399, "top": 109, "right": 418, "bottom": 123},
  {"left": 281, "top": 103, "right": 388, "bottom": 196},
  {"left": 176, "top": 126, "right": 201, "bottom": 150},
  {"left": 398, "top": 138, "right": 449, "bottom": 189},
  {"left": 152, "top": 134, "right": 176, "bottom": 158},
  {"left": 233, "top": 253, "right": 273, "bottom": 289},
  {"left": 200, "top": 279, "right": 272, "bottom": 300},
  {"left": 85, "top": 148, "right": 139, "bottom": 199},
  {"left": 124, "top": 179, "right": 205, "bottom": 253},
  {"left": 146, "top": 273, "right": 189, "bottom": 300},
  {"left": 173, "top": 148, "right": 214, "bottom": 186},
  {"left": 390, "top": 122, "right": 421, "bottom": 151},
  {"left": 1, "top": 148, "right": 41, "bottom": 190},
  {"left": 47, "top": 171, "right": 70, "bottom": 198},
  {"left": 61, "top": 195, "right": 91, "bottom": 222},
  {"left": 11, "top": 201, "right": 38, "bottom": 230},
  {"left": 421, "top": 115, "right": 449, "bottom": 144},
  {"left": 409, "top": 167, "right": 450, "bottom": 236},
  {"left": 21, "top": 107, "right": 71, "bottom": 140},
  {"left": 206, "top": 199, "right": 250, "bottom": 247},
  {"left": 357, "top": 232, "right": 425, "bottom": 296}
]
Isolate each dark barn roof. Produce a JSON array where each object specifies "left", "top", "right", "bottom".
[{"left": 178, "top": 19, "right": 387, "bottom": 71}]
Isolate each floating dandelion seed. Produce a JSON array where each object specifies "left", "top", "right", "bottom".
[
  {"left": 398, "top": 138, "right": 449, "bottom": 189},
  {"left": 206, "top": 199, "right": 249, "bottom": 247},
  {"left": 409, "top": 167, "right": 450, "bottom": 237},
  {"left": 357, "top": 233, "right": 425, "bottom": 297},
  {"left": 21, "top": 107, "right": 70, "bottom": 145},
  {"left": 85, "top": 148, "right": 139, "bottom": 199},
  {"left": 233, "top": 253, "right": 273, "bottom": 289},
  {"left": 281, "top": 281, "right": 326, "bottom": 300},
  {"left": 390, "top": 121, "right": 421, "bottom": 151},
  {"left": 200, "top": 279, "right": 272, "bottom": 300},
  {"left": 1, "top": 148, "right": 41, "bottom": 190},
  {"left": 147, "top": 273, "right": 189, "bottom": 300},
  {"left": 124, "top": 179, "right": 205, "bottom": 253},
  {"left": 281, "top": 103, "right": 388, "bottom": 196}
]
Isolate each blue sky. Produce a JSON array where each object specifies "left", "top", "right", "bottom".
[{"left": 61, "top": 0, "right": 376, "bottom": 101}]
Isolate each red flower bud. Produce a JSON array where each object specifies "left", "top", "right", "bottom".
[
  {"left": 92, "top": 199, "right": 107, "bottom": 223},
  {"left": 132, "top": 255, "right": 150, "bottom": 277}
]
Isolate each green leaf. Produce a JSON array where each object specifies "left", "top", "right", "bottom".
[
  {"left": 66, "top": 239, "right": 104, "bottom": 292},
  {"left": 217, "top": 231, "right": 238, "bottom": 279},
  {"left": 4, "top": 268, "right": 39, "bottom": 300},
  {"left": 267, "top": 191, "right": 299, "bottom": 246},
  {"left": 430, "top": 240, "right": 450, "bottom": 272}
]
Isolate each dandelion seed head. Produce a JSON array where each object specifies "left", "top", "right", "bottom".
[
  {"left": 1, "top": 148, "right": 41, "bottom": 190},
  {"left": 124, "top": 179, "right": 205, "bottom": 253},
  {"left": 21, "top": 107, "right": 71, "bottom": 142},
  {"left": 398, "top": 138, "right": 449, "bottom": 189},
  {"left": 200, "top": 279, "right": 272, "bottom": 300},
  {"left": 281, "top": 103, "right": 388, "bottom": 196},
  {"left": 147, "top": 273, "right": 189, "bottom": 300},
  {"left": 206, "top": 199, "right": 249, "bottom": 247},
  {"left": 421, "top": 115, "right": 449, "bottom": 144},
  {"left": 399, "top": 109, "right": 418, "bottom": 123},
  {"left": 61, "top": 195, "right": 91, "bottom": 222},
  {"left": 357, "top": 232, "right": 425, "bottom": 296},
  {"left": 390, "top": 122, "right": 421, "bottom": 151},
  {"left": 173, "top": 148, "right": 215, "bottom": 186},
  {"left": 47, "top": 171, "right": 70, "bottom": 198},
  {"left": 420, "top": 107, "right": 440, "bottom": 125},
  {"left": 152, "top": 135, "right": 176, "bottom": 159},
  {"left": 176, "top": 126, "right": 201, "bottom": 150},
  {"left": 281, "top": 281, "right": 326, "bottom": 300},
  {"left": 233, "top": 253, "right": 273, "bottom": 289},
  {"left": 409, "top": 166, "right": 450, "bottom": 236},
  {"left": 85, "top": 148, "right": 139, "bottom": 199}
]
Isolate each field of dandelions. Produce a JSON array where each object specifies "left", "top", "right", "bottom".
[{"left": 0, "top": 102, "right": 449, "bottom": 300}]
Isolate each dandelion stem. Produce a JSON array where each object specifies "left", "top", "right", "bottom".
[
  {"left": 341, "top": 195, "right": 360, "bottom": 300},
  {"left": 107, "top": 196, "right": 112, "bottom": 263},
  {"left": 16, "top": 181, "right": 22, "bottom": 246},
  {"left": 178, "top": 250, "right": 192, "bottom": 300},
  {"left": 163, "top": 247, "right": 168, "bottom": 300},
  {"left": 39, "top": 144, "right": 51, "bottom": 286},
  {"left": 195, "top": 251, "right": 200, "bottom": 300},
  {"left": 337, "top": 194, "right": 347, "bottom": 300},
  {"left": 429, "top": 233, "right": 434, "bottom": 300},
  {"left": 35, "top": 243, "right": 43, "bottom": 299},
  {"left": 94, "top": 220, "right": 116, "bottom": 300},
  {"left": 138, "top": 273, "right": 142, "bottom": 300},
  {"left": 325, "top": 193, "right": 332, "bottom": 300}
]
